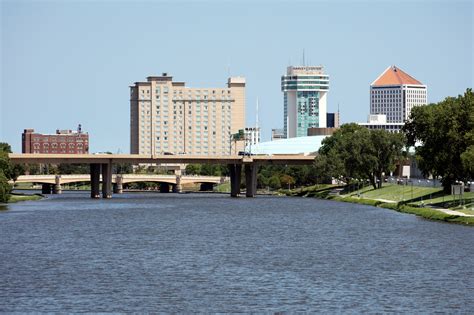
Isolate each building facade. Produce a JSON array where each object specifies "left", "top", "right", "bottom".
[
  {"left": 130, "top": 73, "right": 245, "bottom": 155},
  {"left": 271, "top": 128, "right": 285, "bottom": 141},
  {"left": 281, "top": 66, "right": 329, "bottom": 138},
  {"left": 22, "top": 126, "right": 89, "bottom": 154},
  {"left": 370, "top": 65, "right": 427, "bottom": 123},
  {"left": 358, "top": 114, "right": 404, "bottom": 133},
  {"left": 244, "top": 127, "right": 260, "bottom": 152}
]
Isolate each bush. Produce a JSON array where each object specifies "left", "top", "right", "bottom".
[{"left": 0, "top": 171, "right": 12, "bottom": 203}]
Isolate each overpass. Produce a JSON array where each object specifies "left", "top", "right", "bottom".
[
  {"left": 9, "top": 153, "right": 315, "bottom": 198},
  {"left": 13, "top": 174, "right": 226, "bottom": 194}
]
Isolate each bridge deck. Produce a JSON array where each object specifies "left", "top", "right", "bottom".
[{"left": 9, "top": 154, "right": 315, "bottom": 165}]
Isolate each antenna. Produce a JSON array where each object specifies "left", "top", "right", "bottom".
[
  {"left": 256, "top": 97, "right": 259, "bottom": 129},
  {"left": 227, "top": 57, "right": 231, "bottom": 77},
  {"left": 303, "top": 49, "right": 305, "bottom": 66}
]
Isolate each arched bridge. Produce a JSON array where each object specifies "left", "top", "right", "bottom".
[
  {"left": 14, "top": 174, "right": 225, "bottom": 185},
  {"left": 13, "top": 174, "right": 226, "bottom": 194}
]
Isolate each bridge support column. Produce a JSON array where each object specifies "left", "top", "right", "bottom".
[
  {"left": 114, "top": 175, "right": 123, "bottom": 194},
  {"left": 174, "top": 175, "right": 182, "bottom": 193},
  {"left": 53, "top": 175, "right": 62, "bottom": 194},
  {"left": 101, "top": 163, "right": 112, "bottom": 199},
  {"left": 245, "top": 164, "right": 258, "bottom": 197},
  {"left": 90, "top": 163, "right": 101, "bottom": 198},
  {"left": 41, "top": 183, "right": 52, "bottom": 194},
  {"left": 228, "top": 164, "right": 242, "bottom": 197}
]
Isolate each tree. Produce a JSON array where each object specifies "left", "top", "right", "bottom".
[
  {"left": 0, "top": 171, "right": 11, "bottom": 203},
  {"left": 314, "top": 124, "right": 404, "bottom": 189},
  {"left": 403, "top": 89, "right": 474, "bottom": 192},
  {"left": 268, "top": 175, "right": 281, "bottom": 190},
  {"left": 280, "top": 174, "right": 295, "bottom": 190},
  {"left": 0, "top": 143, "right": 14, "bottom": 202}
]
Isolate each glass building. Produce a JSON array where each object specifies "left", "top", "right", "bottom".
[{"left": 281, "top": 66, "right": 329, "bottom": 138}]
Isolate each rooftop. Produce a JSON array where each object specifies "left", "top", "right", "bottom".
[{"left": 371, "top": 66, "right": 423, "bottom": 86}]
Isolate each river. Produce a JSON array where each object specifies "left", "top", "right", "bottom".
[{"left": 1, "top": 192, "right": 473, "bottom": 312}]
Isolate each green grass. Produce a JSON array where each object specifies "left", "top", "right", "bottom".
[
  {"left": 8, "top": 193, "right": 43, "bottom": 203},
  {"left": 214, "top": 182, "right": 230, "bottom": 193},
  {"left": 355, "top": 184, "right": 440, "bottom": 202}
]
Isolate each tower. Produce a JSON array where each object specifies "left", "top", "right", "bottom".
[{"left": 281, "top": 66, "right": 330, "bottom": 138}]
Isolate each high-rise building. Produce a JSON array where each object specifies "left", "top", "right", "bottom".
[
  {"left": 281, "top": 66, "right": 329, "bottom": 138},
  {"left": 130, "top": 73, "right": 245, "bottom": 155},
  {"left": 22, "top": 125, "right": 89, "bottom": 154},
  {"left": 370, "top": 65, "right": 427, "bottom": 123}
]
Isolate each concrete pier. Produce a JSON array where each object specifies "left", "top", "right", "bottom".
[
  {"left": 53, "top": 175, "right": 62, "bottom": 194},
  {"left": 228, "top": 164, "right": 242, "bottom": 197},
  {"left": 101, "top": 163, "right": 112, "bottom": 198},
  {"left": 245, "top": 164, "right": 258, "bottom": 197},
  {"left": 90, "top": 163, "right": 101, "bottom": 198},
  {"left": 114, "top": 175, "right": 123, "bottom": 194}
]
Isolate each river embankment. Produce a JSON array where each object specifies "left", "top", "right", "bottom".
[{"left": 283, "top": 184, "right": 474, "bottom": 225}]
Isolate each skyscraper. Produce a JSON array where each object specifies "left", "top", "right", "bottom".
[
  {"left": 281, "top": 66, "right": 329, "bottom": 138},
  {"left": 370, "top": 65, "right": 427, "bottom": 123},
  {"left": 130, "top": 73, "right": 245, "bottom": 155}
]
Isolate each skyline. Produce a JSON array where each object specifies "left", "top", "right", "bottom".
[{"left": 1, "top": 0, "right": 473, "bottom": 153}]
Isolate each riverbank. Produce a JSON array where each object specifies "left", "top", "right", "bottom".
[
  {"left": 283, "top": 184, "right": 474, "bottom": 225},
  {"left": 7, "top": 193, "right": 43, "bottom": 203}
]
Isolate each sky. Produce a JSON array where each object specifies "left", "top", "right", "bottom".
[{"left": 1, "top": 0, "right": 472, "bottom": 153}]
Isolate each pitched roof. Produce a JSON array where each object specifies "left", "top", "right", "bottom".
[{"left": 371, "top": 65, "right": 423, "bottom": 86}]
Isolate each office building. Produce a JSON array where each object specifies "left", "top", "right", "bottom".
[
  {"left": 359, "top": 114, "right": 404, "bottom": 133},
  {"left": 22, "top": 125, "right": 89, "bottom": 154},
  {"left": 370, "top": 65, "right": 427, "bottom": 123},
  {"left": 244, "top": 127, "right": 260, "bottom": 152},
  {"left": 271, "top": 129, "right": 285, "bottom": 141},
  {"left": 281, "top": 66, "right": 329, "bottom": 138},
  {"left": 130, "top": 73, "right": 245, "bottom": 155}
]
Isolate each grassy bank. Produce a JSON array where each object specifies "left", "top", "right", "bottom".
[
  {"left": 286, "top": 184, "right": 474, "bottom": 225},
  {"left": 8, "top": 193, "right": 43, "bottom": 203}
]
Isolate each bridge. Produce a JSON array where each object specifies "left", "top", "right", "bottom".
[
  {"left": 9, "top": 153, "right": 315, "bottom": 198},
  {"left": 13, "top": 174, "right": 226, "bottom": 194}
]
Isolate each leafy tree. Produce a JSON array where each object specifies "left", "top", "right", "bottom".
[
  {"left": 314, "top": 124, "right": 404, "bottom": 189},
  {"left": 403, "top": 89, "right": 474, "bottom": 192},
  {"left": 268, "top": 175, "right": 281, "bottom": 190},
  {"left": 0, "top": 171, "right": 11, "bottom": 203},
  {"left": 280, "top": 174, "right": 295, "bottom": 189}
]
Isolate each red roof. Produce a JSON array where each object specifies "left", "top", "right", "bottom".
[{"left": 371, "top": 66, "right": 423, "bottom": 86}]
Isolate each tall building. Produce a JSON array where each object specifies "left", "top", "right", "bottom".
[
  {"left": 22, "top": 125, "right": 89, "bottom": 154},
  {"left": 130, "top": 73, "right": 245, "bottom": 155},
  {"left": 370, "top": 65, "right": 427, "bottom": 123},
  {"left": 281, "top": 66, "right": 329, "bottom": 138}
]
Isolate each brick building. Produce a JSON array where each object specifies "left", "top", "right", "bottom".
[{"left": 22, "top": 125, "right": 89, "bottom": 154}]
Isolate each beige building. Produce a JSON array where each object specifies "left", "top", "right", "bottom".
[{"left": 130, "top": 73, "right": 245, "bottom": 155}]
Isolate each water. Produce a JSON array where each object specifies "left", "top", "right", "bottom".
[{"left": 1, "top": 192, "right": 473, "bottom": 313}]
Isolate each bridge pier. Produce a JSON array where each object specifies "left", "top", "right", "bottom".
[
  {"left": 174, "top": 175, "right": 182, "bottom": 193},
  {"left": 245, "top": 164, "right": 258, "bottom": 197},
  {"left": 53, "top": 175, "right": 62, "bottom": 194},
  {"left": 41, "top": 183, "right": 52, "bottom": 194},
  {"left": 90, "top": 163, "right": 101, "bottom": 198},
  {"left": 113, "top": 175, "right": 123, "bottom": 194},
  {"left": 101, "top": 163, "right": 112, "bottom": 199},
  {"left": 228, "top": 164, "right": 242, "bottom": 197}
]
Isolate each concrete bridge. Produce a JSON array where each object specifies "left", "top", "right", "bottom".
[
  {"left": 13, "top": 174, "right": 226, "bottom": 194},
  {"left": 9, "top": 153, "right": 315, "bottom": 198}
]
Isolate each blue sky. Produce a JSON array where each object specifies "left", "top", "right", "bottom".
[{"left": 1, "top": 0, "right": 472, "bottom": 153}]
